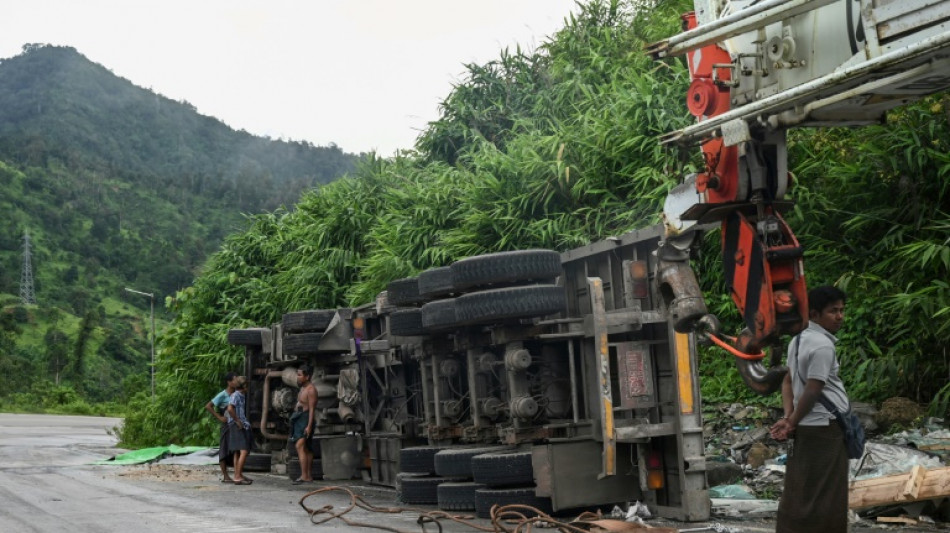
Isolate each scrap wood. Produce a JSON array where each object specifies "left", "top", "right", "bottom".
[
  {"left": 900, "top": 465, "right": 926, "bottom": 500},
  {"left": 568, "top": 519, "right": 676, "bottom": 533},
  {"left": 849, "top": 465, "right": 950, "bottom": 510},
  {"left": 876, "top": 516, "right": 918, "bottom": 525}
]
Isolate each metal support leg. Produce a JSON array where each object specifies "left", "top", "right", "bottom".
[{"left": 588, "top": 277, "right": 616, "bottom": 478}]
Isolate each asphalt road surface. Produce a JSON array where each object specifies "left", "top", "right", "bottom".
[
  {"left": 0, "top": 413, "right": 419, "bottom": 532},
  {"left": 0, "top": 413, "right": 835, "bottom": 533}
]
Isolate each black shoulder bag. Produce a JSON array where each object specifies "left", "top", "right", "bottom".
[{"left": 793, "top": 336, "right": 866, "bottom": 459}]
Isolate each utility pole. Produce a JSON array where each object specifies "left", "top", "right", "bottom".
[
  {"left": 20, "top": 230, "right": 36, "bottom": 305},
  {"left": 125, "top": 287, "right": 155, "bottom": 398}
]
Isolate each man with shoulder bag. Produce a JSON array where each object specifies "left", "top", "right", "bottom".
[{"left": 770, "top": 285, "right": 863, "bottom": 533}]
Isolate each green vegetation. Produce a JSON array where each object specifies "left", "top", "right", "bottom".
[
  {"left": 124, "top": 0, "right": 950, "bottom": 447},
  {"left": 2, "top": 1, "right": 947, "bottom": 446},
  {"left": 0, "top": 44, "right": 360, "bottom": 414}
]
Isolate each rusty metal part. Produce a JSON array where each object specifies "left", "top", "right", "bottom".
[
  {"left": 656, "top": 260, "right": 709, "bottom": 333},
  {"left": 260, "top": 370, "right": 289, "bottom": 440},
  {"left": 695, "top": 314, "right": 721, "bottom": 345},
  {"left": 337, "top": 403, "right": 357, "bottom": 423},
  {"left": 733, "top": 342, "right": 787, "bottom": 396},
  {"left": 509, "top": 396, "right": 539, "bottom": 419},
  {"left": 425, "top": 424, "right": 464, "bottom": 441},
  {"left": 504, "top": 349, "right": 532, "bottom": 371},
  {"left": 270, "top": 386, "right": 296, "bottom": 414},
  {"left": 479, "top": 397, "right": 505, "bottom": 418},
  {"left": 498, "top": 425, "right": 556, "bottom": 445},
  {"left": 280, "top": 367, "right": 299, "bottom": 387}
]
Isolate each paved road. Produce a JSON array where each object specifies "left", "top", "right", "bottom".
[
  {"left": 0, "top": 413, "right": 847, "bottom": 533},
  {"left": 0, "top": 413, "right": 426, "bottom": 532}
]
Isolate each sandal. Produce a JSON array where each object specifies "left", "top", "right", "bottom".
[
  {"left": 221, "top": 478, "right": 233, "bottom": 483},
  {"left": 292, "top": 478, "right": 313, "bottom": 485},
  {"left": 233, "top": 479, "right": 253, "bottom": 485}
]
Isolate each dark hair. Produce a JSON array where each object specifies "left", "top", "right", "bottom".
[
  {"left": 224, "top": 371, "right": 237, "bottom": 383},
  {"left": 298, "top": 365, "right": 313, "bottom": 378},
  {"left": 808, "top": 285, "right": 846, "bottom": 314}
]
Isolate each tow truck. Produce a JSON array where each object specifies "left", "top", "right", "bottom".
[{"left": 228, "top": 0, "right": 950, "bottom": 521}]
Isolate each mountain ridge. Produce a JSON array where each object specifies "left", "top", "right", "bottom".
[
  {"left": 0, "top": 44, "right": 359, "bottom": 196},
  {"left": 0, "top": 43, "right": 363, "bottom": 406}
]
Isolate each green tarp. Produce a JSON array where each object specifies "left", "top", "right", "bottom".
[{"left": 95, "top": 444, "right": 209, "bottom": 465}]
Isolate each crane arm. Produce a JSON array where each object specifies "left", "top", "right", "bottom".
[{"left": 653, "top": 0, "right": 950, "bottom": 393}]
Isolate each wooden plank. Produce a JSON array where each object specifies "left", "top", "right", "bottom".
[
  {"left": 850, "top": 465, "right": 950, "bottom": 509},
  {"left": 877, "top": 516, "right": 918, "bottom": 525},
  {"left": 900, "top": 465, "right": 926, "bottom": 500}
]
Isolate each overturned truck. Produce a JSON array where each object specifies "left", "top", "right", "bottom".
[{"left": 228, "top": 224, "right": 710, "bottom": 520}]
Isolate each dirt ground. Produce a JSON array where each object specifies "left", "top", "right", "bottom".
[{"left": 118, "top": 464, "right": 215, "bottom": 482}]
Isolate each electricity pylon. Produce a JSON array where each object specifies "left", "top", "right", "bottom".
[{"left": 20, "top": 230, "right": 36, "bottom": 305}]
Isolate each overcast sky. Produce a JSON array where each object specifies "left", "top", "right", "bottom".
[{"left": 0, "top": 1, "right": 580, "bottom": 156}]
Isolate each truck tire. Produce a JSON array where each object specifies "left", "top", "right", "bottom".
[
  {"left": 471, "top": 450, "right": 534, "bottom": 487},
  {"left": 418, "top": 267, "right": 456, "bottom": 298},
  {"left": 400, "top": 446, "right": 449, "bottom": 475},
  {"left": 390, "top": 309, "right": 426, "bottom": 336},
  {"left": 244, "top": 453, "right": 272, "bottom": 472},
  {"left": 475, "top": 487, "right": 553, "bottom": 519},
  {"left": 434, "top": 446, "right": 511, "bottom": 478},
  {"left": 451, "top": 250, "right": 561, "bottom": 290},
  {"left": 283, "top": 332, "right": 322, "bottom": 355},
  {"left": 395, "top": 472, "right": 423, "bottom": 501},
  {"left": 282, "top": 310, "right": 335, "bottom": 333},
  {"left": 388, "top": 277, "right": 424, "bottom": 306},
  {"left": 227, "top": 328, "right": 267, "bottom": 346},
  {"left": 287, "top": 457, "right": 323, "bottom": 480},
  {"left": 455, "top": 285, "right": 566, "bottom": 325},
  {"left": 421, "top": 299, "right": 458, "bottom": 331},
  {"left": 438, "top": 481, "right": 483, "bottom": 511},
  {"left": 399, "top": 476, "right": 453, "bottom": 505}
]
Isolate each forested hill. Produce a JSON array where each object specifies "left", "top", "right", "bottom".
[
  {"left": 0, "top": 44, "right": 359, "bottom": 208},
  {"left": 0, "top": 44, "right": 361, "bottom": 407}
]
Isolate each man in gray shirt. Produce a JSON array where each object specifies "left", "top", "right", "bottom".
[{"left": 770, "top": 285, "right": 849, "bottom": 533}]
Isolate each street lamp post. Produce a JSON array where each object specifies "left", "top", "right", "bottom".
[{"left": 125, "top": 287, "right": 155, "bottom": 398}]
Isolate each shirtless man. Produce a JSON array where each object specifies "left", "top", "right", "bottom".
[{"left": 290, "top": 365, "right": 317, "bottom": 483}]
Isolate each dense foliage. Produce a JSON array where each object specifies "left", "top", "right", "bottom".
[
  {"left": 122, "top": 0, "right": 948, "bottom": 447},
  {"left": 0, "top": 44, "right": 360, "bottom": 411}
]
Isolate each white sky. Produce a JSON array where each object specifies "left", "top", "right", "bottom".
[{"left": 0, "top": 1, "right": 580, "bottom": 156}]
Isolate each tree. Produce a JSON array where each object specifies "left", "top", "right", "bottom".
[
  {"left": 44, "top": 327, "right": 69, "bottom": 385},
  {"left": 68, "top": 309, "right": 98, "bottom": 391}
]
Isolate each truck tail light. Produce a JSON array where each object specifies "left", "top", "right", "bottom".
[
  {"left": 629, "top": 260, "right": 649, "bottom": 299},
  {"left": 646, "top": 450, "right": 665, "bottom": 490}
]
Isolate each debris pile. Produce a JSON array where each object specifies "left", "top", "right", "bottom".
[{"left": 699, "top": 398, "right": 950, "bottom": 527}]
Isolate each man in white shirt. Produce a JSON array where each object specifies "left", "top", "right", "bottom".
[{"left": 770, "top": 285, "right": 849, "bottom": 533}]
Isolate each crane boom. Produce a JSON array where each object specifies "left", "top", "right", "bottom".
[{"left": 652, "top": 0, "right": 950, "bottom": 393}]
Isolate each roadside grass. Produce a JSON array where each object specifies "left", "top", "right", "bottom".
[{"left": 0, "top": 383, "right": 125, "bottom": 418}]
